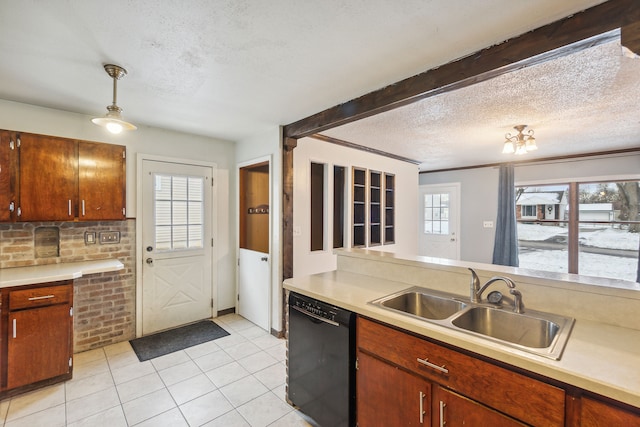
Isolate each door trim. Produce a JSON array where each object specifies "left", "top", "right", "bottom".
[
  {"left": 236, "top": 155, "right": 272, "bottom": 331},
  {"left": 135, "top": 153, "right": 218, "bottom": 338},
  {"left": 418, "top": 182, "right": 461, "bottom": 260}
]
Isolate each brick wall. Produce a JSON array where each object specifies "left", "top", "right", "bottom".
[{"left": 0, "top": 220, "right": 136, "bottom": 352}]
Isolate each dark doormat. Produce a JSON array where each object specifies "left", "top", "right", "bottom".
[{"left": 130, "top": 320, "right": 230, "bottom": 361}]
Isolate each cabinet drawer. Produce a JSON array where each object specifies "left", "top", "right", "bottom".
[
  {"left": 9, "top": 283, "right": 72, "bottom": 310},
  {"left": 357, "top": 317, "right": 565, "bottom": 427}
]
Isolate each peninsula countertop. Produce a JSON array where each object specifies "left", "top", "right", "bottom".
[
  {"left": 284, "top": 269, "right": 640, "bottom": 409},
  {"left": 0, "top": 259, "right": 125, "bottom": 288}
]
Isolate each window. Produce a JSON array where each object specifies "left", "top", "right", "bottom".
[
  {"left": 154, "top": 174, "right": 204, "bottom": 251},
  {"left": 517, "top": 180, "right": 639, "bottom": 282},
  {"left": 333, "top": 166, "right": 346, "bottom": 249},
  {"left": 424, "top": 193, "right": 449, "bottom": 235},
  {"left": 310, "top": 162, "right": 326, "bottom": 251},
  {"left": 521, "top": 205, "right": 537, "bottom": 218}
]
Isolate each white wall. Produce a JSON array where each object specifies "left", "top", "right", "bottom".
[
  {"left": 235, "top": 127, "right": 283, "bottom": 333},
  {"left": 0, "top": 99, "right": 237, "bottom": 311},
  {"left": 419, "top": 153, "right": 640, "bottom": 263},
  {"left": 293, "top": 137, "right": 419, "bottom": 277}
]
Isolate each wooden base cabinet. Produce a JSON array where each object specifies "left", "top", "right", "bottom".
[
  {"left": 356, "top": 317, "right": 565, "bottom": 427},
  {"left": 580, "top": 397, "right": 640, "bottom": 427},
  {"left": 433, "top": 386, "right": 526, "bottom": 426},
  {"left": 357, "top": 351, "right": 429, "bottom": 426},
  {"left": 1, "top": 282, "right": 73, "bottom": 396},
  {"left": 356, "top": 316, "right": 640, "bottom": 426}
]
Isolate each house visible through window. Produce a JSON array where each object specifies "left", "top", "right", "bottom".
[{"left": 516, "top": 180, "right": 639, "bottom": 283}]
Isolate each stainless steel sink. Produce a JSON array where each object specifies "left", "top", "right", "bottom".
[
  {"left": 451, "top": 306, "right": 559, "bottom": 348},
  {"left": 369, "top": 287, "right": 574, "bottom": 360},
  {"left": 371, "top": 288, "right": 466, "bottom": 320}
]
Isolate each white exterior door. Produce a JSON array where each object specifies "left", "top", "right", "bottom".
[
  {"left": 418, "top": 184, "right": 460, "bottom": 260},
  {"left": 141, "top": 160, "right": 214, "bottom": 335}
]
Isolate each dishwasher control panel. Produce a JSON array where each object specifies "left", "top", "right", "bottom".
[{"left": 289, "top": 292, "right": 349, "bottom": 324}]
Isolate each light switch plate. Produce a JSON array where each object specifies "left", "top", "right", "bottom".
[
  {"left": 483, "top": 221, "right": 494, "bottom": 228},
  {"left": 99, "top": 231, "right": 120, "bottom": 244}
]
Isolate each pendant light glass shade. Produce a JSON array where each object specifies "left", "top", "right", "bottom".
[{"left": 92, "top": 64, "right": 137, "bottom": 134}]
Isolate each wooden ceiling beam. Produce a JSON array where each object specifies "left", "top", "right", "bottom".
[
  {"left": 622, "top": 21, "right": 640, "bottom": 56},
  {"left": 283, "top": 0, "right": 640, "bottom": 139}
]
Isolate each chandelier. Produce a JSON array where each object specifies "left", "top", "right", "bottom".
[
  {"left": 91, "top": 64, "right": 137, "bottom": 134},
  {"left": 502, "top": 125, "right": 537, "bottom": 155}
]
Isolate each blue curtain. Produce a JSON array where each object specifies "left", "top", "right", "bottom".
[
  {"left": 636, "top": 237, "right": 639, "bottom": 283},
  {"left": 492, "top": 164, "right": 519, "bottom": 267}
]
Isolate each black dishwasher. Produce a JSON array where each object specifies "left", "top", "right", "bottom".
[{"left": 288, "top": 292, "right": 355, "bottom": 427}]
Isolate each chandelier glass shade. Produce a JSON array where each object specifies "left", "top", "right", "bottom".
[
  {"left": 502, "top": 125, "right": 537, "bottom": 155},
  {"left": 91, "top": 64, "right": 137, "bottom": 134}
]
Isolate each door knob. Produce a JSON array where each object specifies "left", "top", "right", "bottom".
[
  {"left": 261, "top": 256, "right": 268, "bottom": 262},
  {"left": 146, "top": 258, "right": 153, "bottom": 265},
  {"left": 146, "top": 246, "right": 153, "bottom": 252}
]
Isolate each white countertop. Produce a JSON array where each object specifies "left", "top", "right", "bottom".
[
  {"left": 0, "top": 259, "right": 125, "bottom": 288},
  {"left": 284, "top": 270, "right": 640, "bottom": 409}
]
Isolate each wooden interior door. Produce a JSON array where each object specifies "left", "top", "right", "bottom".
[
  {"left": 19, "top": 133, "right": 77, "bottom": 221},
  {"left": 7, "top": 304, "right": 71, "bottom": 389},
  {"left": 78, "top": 141, "right": 126, "bottom": 220}
]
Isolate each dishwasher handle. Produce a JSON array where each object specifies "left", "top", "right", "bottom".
[{"left": 291, "top": 305, "right": 340, "bottom": 327}]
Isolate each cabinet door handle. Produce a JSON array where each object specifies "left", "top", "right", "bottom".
[
  {"left": 28, "top": 294, "right": 55, "bottom": 301},
  {"left": 82, "top": 199, "right": 85, "bottom": 216},
  {"left": 419, "top": 391, "right": 426, "bottom": 424},
  {"left": 12, "top": 318, "right": 16, "bottom": 338},
  {"left": 439, "top": 400, "right": 446, "bottom": 427},
  {"left": 417, "top": 357, "right": 449, "bottom": 374},
  {"left": 68, "top": 199, "right": 72, "bottom": 216}
]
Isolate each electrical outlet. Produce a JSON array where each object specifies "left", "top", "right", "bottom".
[{"left": 99, "top": 231, "right": 120, "bottom": 244}]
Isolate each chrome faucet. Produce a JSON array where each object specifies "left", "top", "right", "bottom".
[{"left": 468, "top": 268, "right": 524, "bottom": 313}]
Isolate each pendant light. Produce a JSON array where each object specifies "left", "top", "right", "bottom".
[{"left": 92, "top": 64, "right": 137, "bottom": 134}]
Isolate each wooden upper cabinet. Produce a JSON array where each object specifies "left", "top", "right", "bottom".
[
  {"left": 19, "top": 133, "right": 77, "bottom": 221},
  {"left": 14, "top": 131, "right": 126, "bottom": 222},
  {"left": 0, "top": 130, "right": 17, "bottom": 221},
  {"left": 78, "top": 141, "right": 126, "bottom": 220}
]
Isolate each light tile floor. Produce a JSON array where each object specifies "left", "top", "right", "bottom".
[{"left": 0, "top": 314, "right": 314, "bottom": 427}]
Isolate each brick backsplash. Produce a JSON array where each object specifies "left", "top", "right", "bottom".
[{"left": 0, "top": 220, "right": 136, "bottom": 352}]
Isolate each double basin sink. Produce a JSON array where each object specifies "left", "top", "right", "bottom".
[{"left": 369, "top": 287, "right": 574, "bottom": 360}]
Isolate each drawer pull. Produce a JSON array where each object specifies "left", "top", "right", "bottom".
[
  {"left": 417, "top": 357, "right": 449, "bottom": 374},
  {"left": 28, "top": 294, "right": 55, "bottom": 301},
  {"left": 419, "top": 391, "right": 426, "bottom": 424}
]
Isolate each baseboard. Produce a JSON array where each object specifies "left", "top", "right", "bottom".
[{"left": 217, "top": 307, "right": 235, "bottom": 316}]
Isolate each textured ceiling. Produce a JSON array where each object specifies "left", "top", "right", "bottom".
[
  {"left": 0, "top": 0, "right": 608, "bottom": 161},
  {"left": 323, "top": 37, "right": 640, "bottom": 171}
]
